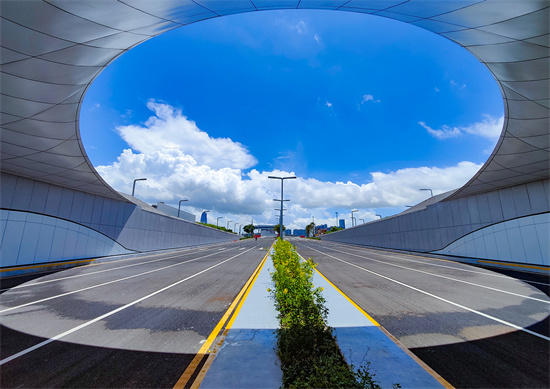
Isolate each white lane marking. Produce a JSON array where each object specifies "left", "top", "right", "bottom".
[
  {"left": 319, "top": 241, "right": 550, "bottom": 286},
  {"left": 313, "top": 245, "right": 549, "bottom": 304},
  {"left": 0, "top": 246, "right": 257, "bottom": 366},
  {"left": 305, "top": 245, "right": 550, "bottom": 342},
  {"left": 0, "top": 249, "right": 220, "bottom": 292},
  {"left": 0, "top": 248, "right": 236, "bottom": 314}
]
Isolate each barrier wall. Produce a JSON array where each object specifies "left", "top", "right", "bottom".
[
  {"left": 322, "top": 179, "right": 549, "bottom": 267},
  {"left": 0, "top": 172, "right": 236, "bottom": 268}
]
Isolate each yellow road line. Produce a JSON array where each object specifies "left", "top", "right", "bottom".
[
  {"left": 313, "top": 265, "right": 453, "bottom": 389},
  {"left": 478, "top": 260, "right": 550, "bottom": 271},
  {"left": 173, "top": 246, "right": 271, "bottom": 389},
  {"left": 0, "top": 259, "right": 95, "bottom": 273},
  {"left": 314, "top": 268, "right": 380, "bottom": 327},
  {"left": 191, "top": 250, "right": 270, "bottom": 389}
]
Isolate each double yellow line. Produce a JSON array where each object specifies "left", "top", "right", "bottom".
[{"left": 173, "top": 247, "right": 271, "bottom": 389}]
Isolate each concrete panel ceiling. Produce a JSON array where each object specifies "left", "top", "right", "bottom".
[{"left": 1, "top": 0, "right": 548, "bottom": 201}]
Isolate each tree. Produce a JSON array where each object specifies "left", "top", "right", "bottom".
[
  {"left": 274, "top": 224, "right": 286, "bottom": 235},
  {"left": 306, "top": 222, "right": 315, "bottom": 237},
  {"left": 326, "top": 226, "right": 343, "bottom": 234},
  {"left": 243, "top": 224, "right": 255, "bottom": 237}
]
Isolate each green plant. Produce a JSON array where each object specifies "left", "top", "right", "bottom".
[{"left": 269, "top": 239, "right": 395, "bottom": 388}]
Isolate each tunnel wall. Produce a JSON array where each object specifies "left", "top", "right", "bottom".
[
  {"left": 0, "top": 172, "right": 236, "bottom": 268},
  {"left": 322, "top": 179, "right": 549, "bottom": 267}
]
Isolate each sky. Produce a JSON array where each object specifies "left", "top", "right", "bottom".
[{"left": 80, "top": 9, "right": 504, "bottom": 232}]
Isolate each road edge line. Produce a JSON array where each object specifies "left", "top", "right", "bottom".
[{"left": 173, "top": 245, "right": 271, "bottom": 389}]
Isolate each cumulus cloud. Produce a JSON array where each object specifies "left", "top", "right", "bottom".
[
  {"left": 420, "top": 115, "right": 503, "bottom": 141},
  {"left": 115, "top": 100, "right": 257, "bottom": 170},
  {"left": 96, "top": 101, "right": 485, "bottom": 231}
]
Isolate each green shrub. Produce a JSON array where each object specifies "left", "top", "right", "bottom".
[{"left": 269, "top": 239, "right": 395, "bottom": 389}]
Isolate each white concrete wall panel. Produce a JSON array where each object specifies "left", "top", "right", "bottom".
[
  {"left": 324, "top": 179, "right": 549, "bottom": 266},
  {"left": 0, "top": 173, "right": 235, "bottom": 267}
]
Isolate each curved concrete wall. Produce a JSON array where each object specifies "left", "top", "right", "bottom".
[
  {"left": 0, "top": 172, "right": 236, "bottom": 269},
  {"left": 322, "top": 179, "right": 549, "bottom": 267},
  {"left": 1, "top": 1, "right": 548, "bottom": 271}
]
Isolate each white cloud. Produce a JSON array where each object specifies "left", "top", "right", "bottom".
[
  {"left": 361, "top": 94, "right": 380, "bottom": 103},
  {"left": 294, "top": 20, "right": 307, "bottom": 34},
  {"left": 434, "top": 87, "right": 440, "bottom": 92},
  {"left": 97, "top": 102, "right": 484, "bottom": 232},
  {"left": 314, "top": 34, "right": 321, "bottom": 43},
  {"left": 115, "top": 100, "right": 257, "bottom": 170},
  {"left": 325, "top": 101, "right": 333, "bottom": 107},
  {"left": 460, "top": 114, "right": 504, "bottom": 140},
  {"left": 419, "top": 121, "right": 461, "bottom": 139},
  {"left": 420, "top": 115, "right": 503, "bottom": 141}
]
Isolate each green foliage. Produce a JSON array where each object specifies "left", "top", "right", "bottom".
[
  {"left": 305, "top": 222, "right": 315, "bottom": 237},
  {"left": 274, "top": 224, "right": 286, "bottom": 235},
  {"left": 269, "top": 239, "right": 394, "bottom": 388},
  {"left": 197, "top": 222, "right": 235, "bottom": 233},
  {"left": 326, "top": 226, "right": 344, "bottom": 234},
  {"left": 243, "top": 223, "right": 255, "bottom": 236}
]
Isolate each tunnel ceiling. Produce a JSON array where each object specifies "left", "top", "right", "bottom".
[{"left": 1, "top": 0, "right": 548, "bottom": 201}]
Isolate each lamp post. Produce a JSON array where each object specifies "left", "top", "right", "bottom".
[
  {"left": 351, "top": 209, "right": 358, "bottom": 227},
  {"left": 376, "top": 214, "right": 382, "bottom": 219},
  {"left": 335, "top": 212, "right": 338, "bottom": 227},
  {"left": 178, "top": 199, "right": 188, "bottom": 218},
  {"left": 360, "top": 219, "right": 365, "bottom": 224},
  {"left": 269, "top": 175, "right": 296, "bottom": 240},
  {"left": 202, "top": 210, "right": 210, "bottom": 224},
  {"left": 420, "top": 188, "right": 433, "bottom": 197},
  {"left": 234, "top": 223, "right": 239, "bottom": 233},
  {"left": 217, "top": 216, "right": 223, "bottom": 226},
  {"left": 131, "top": 178, "right": 147, "bottom": 197},
  {"left": 227, "top": 220, "right": 232, "bottom": 229}
]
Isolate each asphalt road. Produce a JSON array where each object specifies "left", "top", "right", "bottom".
[
  {"left": 0, "top": 239, "right": 270, "bottom": 388},
  {"left": 291, "top": 238, "right": 550, "bottom": 389}
]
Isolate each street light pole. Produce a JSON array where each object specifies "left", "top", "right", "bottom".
[
  {"left": 268, "top": 175, "right": 296, "bottom": 240},
  {"left": 178, "top": 199, "right": 188, "bottom": 218},
  {"left": 227, "top": 220, "right": 232, "bottom": 229},
  {"left": 132, "top": 178, "right": 147, "bottom": 197},
  {"left": 420, "top": 188, "right": 433, "bottom": 197},
  {"left": 360, "top": 219, "right": 365, "bottom": 224},
  {"left": 351, "top": 209, "right": 358, "bottom": 227},
  {"left": 217, "top": 216, "right": 223, "bottom": 226},
  {"left": 376, "top": 214, "right": 382, "bottom": 219}
]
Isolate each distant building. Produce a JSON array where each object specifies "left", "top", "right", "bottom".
[
  {"left": 284, "top": 230, "right": 291, "bottom": 236},
  {"left": 314, "top": 224, "right": 328, "bottom": 234},
  {"left": 339, "top": 219, "right": 346, "bottom": 229},
  {"left": 200, "top": 211, "right": 208, "bottom": 224},
  {"left": 254, "top": 225, "right": 277, "bottom": 237},
  {"left": 152, "top": 202, "right": 196, "bottom": 223},
  {"left": 293, "top": 229, "right": 306, "bottom": 236}
]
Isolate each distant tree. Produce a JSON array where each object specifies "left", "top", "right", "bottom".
[
  {"left": 306, "top": 222, "right": 315, "bottom": 237},
  {"left": 243, "top": 224, "right": 255, "bottom": 236},
  {"left": 274, "top": 224, "right": 286, "bottom": 235},
  {"left": 326, "top": 226, "right": 343, "bottom": 234}
]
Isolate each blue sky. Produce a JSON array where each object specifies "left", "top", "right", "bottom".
[{"left": 81, "top": 9, "right": 504, "bottom": 231}]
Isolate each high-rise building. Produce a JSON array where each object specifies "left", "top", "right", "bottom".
[
  {"left": 339, "top": 219, "right": 346, "bottom": 229},
  {"left": 200, "top": 211, "right": 208, "bottom": 224}
]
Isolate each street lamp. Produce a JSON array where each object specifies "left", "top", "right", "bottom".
[
  {"left": 420, "top": 188, "right": 433, "bottom": 197},
  {"left": 360, "top": 219, "right": 365, "bottom": 224},
  {"left": 131, "top": 178, "right": 147, "bottom": 197},
  {"left": 202, "top": 210, "right": 210, "bottom": 224},
  {"left": 234, "top": 223, "right": 239, "bottom": 233},
  {"left": 351, "top": 209, "right": 358, "bottom": 227},
  {"left": 227, "top": 220, "right": 232, "bottom": 229},
  {"left": 376, "top": 214, "right": 382, "bottom": 219},
  {"left": 217, "top": 216, "right": 223, "bottom": 226},
  {"left": 269, "top": 175, "right": 296, "bottom": 240},
  {"left": 178, "top": 199, "right": 188, "bottom": 218}
]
